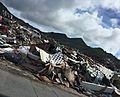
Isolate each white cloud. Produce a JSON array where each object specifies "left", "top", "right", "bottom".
[
  {"left": 115, "top": 49, "right": 120, "bottom": 59},
  {"left": 1, "top": 0, "right": 120, "bottom": 57},
  {"left": 110, "top": 18, "right": 118, "bottom": 27}
]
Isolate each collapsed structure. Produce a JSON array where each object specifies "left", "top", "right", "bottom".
[{"left": 0, "top": 8, "right": 120, "bottom": 97}]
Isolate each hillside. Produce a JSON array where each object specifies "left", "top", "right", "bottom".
[
  {"left": 1, "top": 2, "right": 120, "bottom": 70},
  {"left": 1, "top": 2, "right": 120, "bottom": 97},
  {"left": 44, "top": 32, "right": 120, "bottom": 70}
]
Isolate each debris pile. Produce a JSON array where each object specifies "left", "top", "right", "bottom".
[{"left": 0, "top": 9, "right": 120, "bottom": 97}]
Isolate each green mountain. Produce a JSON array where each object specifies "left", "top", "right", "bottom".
[{"left": 44, "top": 32, "right": 120, "bottom": 70}]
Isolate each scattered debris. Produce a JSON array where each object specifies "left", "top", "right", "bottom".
[{"left": 0, "top": 9, "right": 120, "bottom": 97}]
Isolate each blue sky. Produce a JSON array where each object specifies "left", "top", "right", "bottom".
[
  {"left": 1, "top": 0, "right": 120, "bottom": 59},
  {"left": 75, "top": 7, "right": 120, "bottom": 28},
  {"left": 98, "top": 7, "right": 120, "bottom": 28}
]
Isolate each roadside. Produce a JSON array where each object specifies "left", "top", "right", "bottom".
[{"left": 0, "top": 59, "right": 86, "bottom": 97}]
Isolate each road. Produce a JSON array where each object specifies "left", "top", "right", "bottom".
[{"left": 0, "top": 69, "right": 85, "bottom": 97}]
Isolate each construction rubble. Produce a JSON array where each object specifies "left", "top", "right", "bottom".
[{"left": 0, "top": 10, "right": 120, "bottom": 97}]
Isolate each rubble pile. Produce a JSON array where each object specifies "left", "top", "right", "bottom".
[{"left": 0, "top": 9, "right": 120, "bottom": 97}]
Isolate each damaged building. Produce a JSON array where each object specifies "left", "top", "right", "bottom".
[{"left": 0, "top": 2, "right": 120, "bottom": 97}]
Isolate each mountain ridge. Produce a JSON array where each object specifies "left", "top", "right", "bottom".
[{"left": 0, "top": 2, "right": 120, "bottom": 70}]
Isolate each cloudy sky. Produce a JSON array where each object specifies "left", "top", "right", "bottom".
[{"left": 1, "top": 0, "right": 120, "bottom": 59}]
